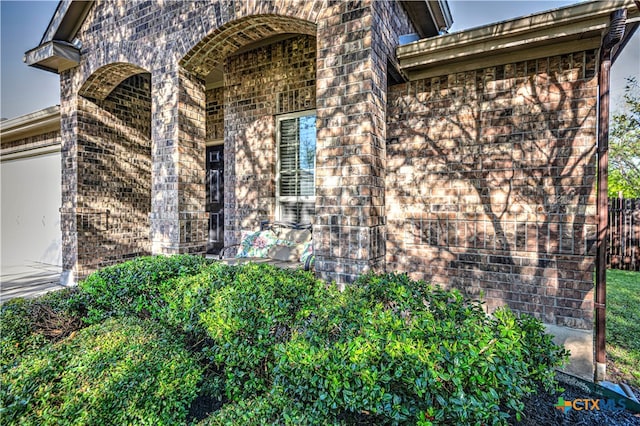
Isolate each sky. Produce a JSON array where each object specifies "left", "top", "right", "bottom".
[
  {"left": 1, "top": 0, "right": 638, "bottom": 120},
  {"left": 1, "top": 1, "right": 59, "bottom": 120}
]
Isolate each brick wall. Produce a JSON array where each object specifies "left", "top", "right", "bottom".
[
  {"left": 374, "top": 0, "right": 414, "bottom": 79},
  {"left": 173, "top": 68, "right": 208, "bottom": 254},
  {"left": 57, "top": 0, "right": 420, "bottom": 284},
  {"left": 206, "top": 87, "right": 224, "bottom": 141},
  {"left": 314, "top": 0, "right": 415, "bottom": 283},
  {"left": 386, "top": 51, "right": 598, "bottom": 329},
  {"left": 223, "top": 34, "right": 316, "bottom": 244},
  {"left": 60, "top": 69, "right": 78, "bottom": 281},
  {"left": 62, "top": 0, "right": 328, "bottom": 279},
  {"left": 75, "top": 73, "right": 152, "bottom": 276}
]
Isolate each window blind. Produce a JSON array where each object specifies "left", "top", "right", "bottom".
[{"left": 277, "top": 113, "right": 316, "bottom": 223}]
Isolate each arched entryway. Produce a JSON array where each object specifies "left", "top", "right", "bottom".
[
  {"left": 179, "top": 15, "right": 318, "bottom": 255},
  {"left": 70, "top": 63, "right": 152, "bottom": 277}
]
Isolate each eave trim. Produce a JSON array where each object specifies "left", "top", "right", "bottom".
[
  {"left": 0, "top": 106, "right": 61, "bottom": 143},
  {"left": 397, "top": 0, "right": 639, "bottom": 80},
  {"left": 24, "top": 40, "right": 80, "bottom": 74},
  {"left": 40, "top": 0, "right": 94, "bottom": 44}
]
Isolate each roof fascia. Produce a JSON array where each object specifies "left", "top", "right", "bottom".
[
  {"left": 40, "top": 0, "right": 94, "bottom": 44},
  {"left": 400, "top": 0, "right": 453, "bottom": 38},
  {"left": 397, "top": 0, "right": 639, "bottom": 80},
  {"left": 427, "top": 0, "right": 453, "bottom": 33},
  {"left": 24, "top": 40, "right": 81, "bottom": 74},
  {"left": 0, "top": 106, "right": 61, "bottom": 144},
  {"left": 612, "top": 21, "right": 639, "bottom": 63},
  {"left": 26, "top": 1, "right": 93, "bottom": 74}
]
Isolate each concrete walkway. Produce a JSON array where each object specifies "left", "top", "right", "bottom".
[{"left": 0, "top": 262, "right": 64, "bottom": 304}]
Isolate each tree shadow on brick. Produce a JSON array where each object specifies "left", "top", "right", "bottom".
[
  {"left": 386, "top": 51, "right": 599, "bottom": 329},
  {"left": 75, "top": 72, "right": 152, "bottom": 277}
]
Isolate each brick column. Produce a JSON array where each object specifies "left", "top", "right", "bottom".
[
  {"left": 151, "top": 66, "right": 208, "bottom": 255},
  {"left": 59, "top": 70, "right": 79, "bottom": 286},
  {"left": 315, "top": 1, "right": 387, "bottom": 284}
]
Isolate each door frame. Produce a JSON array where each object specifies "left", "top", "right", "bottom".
[{"left": 205, "top": 139, "right": 224, "bottom": 254}]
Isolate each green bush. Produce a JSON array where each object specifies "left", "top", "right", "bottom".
[
  {"left": 156, "top": 262, "right": 238, "bottom": 334},
  {"left": 197, "top": 391, "right": 312, "bottom": 426},
  {"left": 173, "top": 267, "right": 566, "bottom": 425},
  {"left": 3, "top": 261, "right": 569, "bottom": 425},
  {"left": 1, "top": 317, "right": 202, "bottom": 426},
  {"left": 0, "top": 298, "right": 45, "bottom": 372},
  {"left": 79, "top": 254, "right": 211, "bottom": 324},
  {"left": 273, "top": 272, "right": 568, "bottom": 425},
  {"left": 0, "top": 289, "right": 84, "bottom": 372},
  {"left": 197, "top": 264, "right": 326, "bottom": 401}
]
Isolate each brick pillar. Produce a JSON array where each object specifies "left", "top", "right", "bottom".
[
  {"left": 59, "top": 70, "right": 79, "bottom": 286},
  {"left": 151, "top": 67, "right": 208, "bottom": 255},
  {"left": 315, "top": 1, "right": 387, "bottom": 284}
]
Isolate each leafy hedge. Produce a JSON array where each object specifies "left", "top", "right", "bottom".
[
  {"left": 196, "top": 264, "right": 325, "bottom": 401},
  {"left": 274, "top": 273, "right": 568, "bottom": 424},
  {"left": 156, "top": 263, "right": 567, "bottom": 425},
  {"left": 1, "top": 317, "right": 202, "bottom": 426},
  {"left": 197, "top": 392, "right": 310, "bottom": 426},
  {"left": 2, "top": 256, "right": 569, "bottom": 425},
  {"left": 79, "top": 254, "right": 211, "bottom": 324}
]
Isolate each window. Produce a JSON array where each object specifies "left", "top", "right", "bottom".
[{"left": 276, "top": 111, "right": 316, "bottom": 223}]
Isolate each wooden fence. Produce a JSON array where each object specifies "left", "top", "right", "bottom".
[{"left": 608, "top": 197, "right": 640, "bottom": 271}]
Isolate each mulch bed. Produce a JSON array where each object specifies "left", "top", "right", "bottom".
[{"left": 516, "top": 374, "right": 640, "bottom": 425}]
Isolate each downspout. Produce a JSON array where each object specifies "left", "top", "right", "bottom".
[{"left": 595, "top": 8, "right": 627, "bottom": 382}]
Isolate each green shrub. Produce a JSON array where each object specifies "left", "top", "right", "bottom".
[
  {"left": 273, "top": 272, "right": 568, "bottom": 425},
  {"left": 196, "top": 263, "right": 326, "bottom": 401},
  {"left": 197, "top": 391, "right": 313, "bottom": 426},
  {"left": 157, "top": 262, "right": 238, "bottom": 334},
  {"left": 0, "top": 298, "right": 45, "bottom": 372},
  {"left": 171, "top": 267, "right": 566, "bottom": 424},
  {"left": 0, "top": 289, "right": 84, "bottom": 372},
  {"left": 79, "top": 254, "right": 211, "bottom": 324},
  {"left": 5, "top": 262, "right": 567, "bottom": 425},
  {"left": 1, "top": 317, "right": 202, "bottom": 426}
]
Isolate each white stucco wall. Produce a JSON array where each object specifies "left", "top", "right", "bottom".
[{"left": 1, "top": 150, "right": 62, "bottom": 268}]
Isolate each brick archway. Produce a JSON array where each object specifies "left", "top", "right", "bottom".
[
  {"left": 180, "top": 15, "right": 316, "bottom": 79},
  {"left": 79, "top": 62, "right": 149, "bottom": 101},
  {"left": 175, "top": 13, "right": 319, "bottom": 259},
  {"left": 174, "top": 4, "right": 397, "bottom": 283},
  {"left": 68, "top": 64, "right": 153, "bottom": 278}
]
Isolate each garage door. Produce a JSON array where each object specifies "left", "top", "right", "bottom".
[{"left": 1, "top": 148, "right": 62, "bottom": 268}]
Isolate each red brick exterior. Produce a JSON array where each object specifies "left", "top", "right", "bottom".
[
  {"left": 206, "top": 87, "right": 224, "bottom": 141},
  {"left": 387, "top": 51, "right": 598, "bottom": 329},
  {"left": 60, "top": 0, "right": 417, "bottom": 283},
  {"left": 314, "top": 1, "right": 414, "bottom": 283},
  {"left": 74, "top": 73, "right": 152, "bottom": 275},
  {"left": 53, "top": 0, "right": 600, "bottom": 329}
]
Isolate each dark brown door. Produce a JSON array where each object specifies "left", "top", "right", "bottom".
[{"left": 206, "top": 145, "right": 224, "bottom": 254}]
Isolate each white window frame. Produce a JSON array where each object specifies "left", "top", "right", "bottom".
[{"left": 275, "top": 110, "right": 317, "bottom": 223}]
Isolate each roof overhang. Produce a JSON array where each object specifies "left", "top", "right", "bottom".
[
  {"left": 25, "top": 0, "right": 94, "bottom": 74},
  {"left": 24, "top": 40, "right": 81, "bottom": 73},
  {"left": 0, "top": 106, "right": 61, "bottom": 144},
  {"left": 397, "top": 0, "right": 640, "bottom": 81},
  {"left": 400, "top": 0, "right": 453, "bottom": 38}
]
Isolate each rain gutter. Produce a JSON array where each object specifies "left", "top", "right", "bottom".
[{"left": 595, "top": 8, "right": 628, "bottom": 382}]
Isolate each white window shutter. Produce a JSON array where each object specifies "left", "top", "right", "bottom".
[{"left": 277, "top": 113, "right": 316, "bottom": 224}]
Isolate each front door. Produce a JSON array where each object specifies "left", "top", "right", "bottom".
[{"left": 206, "top": 145, "right": 224, "bottom": 254}]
